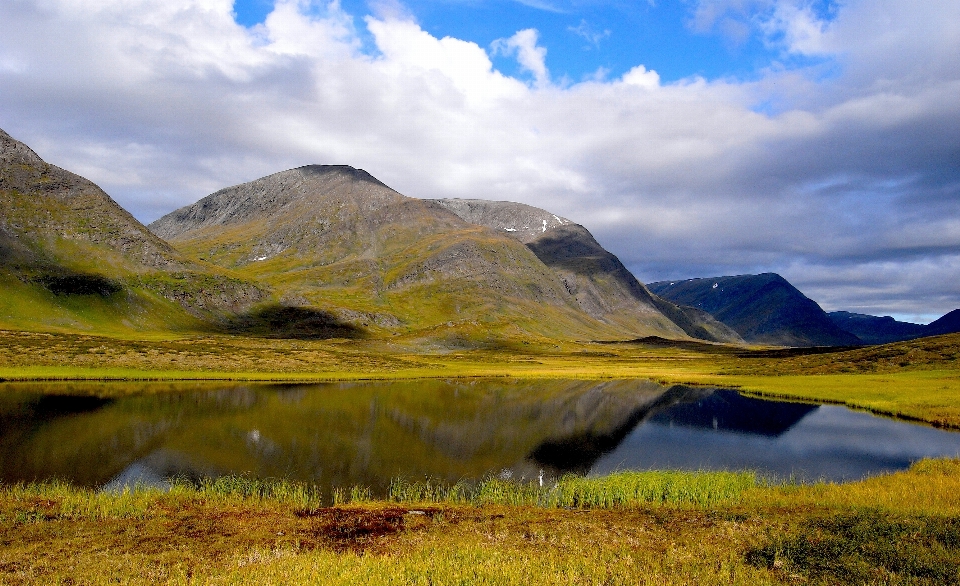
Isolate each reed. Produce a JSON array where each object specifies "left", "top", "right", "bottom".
[
  {"left": 388, "top": 470, "right": 759, "bottom": 508},
  {"left": 190, "top": 475, "right": 324, "bottom": 509}
]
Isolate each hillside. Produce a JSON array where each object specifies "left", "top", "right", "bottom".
[
  {"left": 151, "top": 166, "right": 715, "bottom": 344},
  {"left": 0, "top": 127, "right": 266, "bottom": 335},
  {"left": 435, "top": 199, "right": 742, "bottom": 344},
  {"left": 648, "top": 273, "right": 861, "bottom": 347}
]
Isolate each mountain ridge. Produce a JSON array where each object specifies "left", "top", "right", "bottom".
[{"left": 435, "top": 199, "right": 742, "bottom": 344}]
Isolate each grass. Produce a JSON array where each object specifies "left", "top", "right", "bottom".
[
  {"left": 745, "top": 510, "right": 960, "bottom": 584},
  {"left": 4, "top": 461, "right": 960, "bottom": 584},
  {"left": 388, "top": 470, "right": 759, "bottom": 508}
]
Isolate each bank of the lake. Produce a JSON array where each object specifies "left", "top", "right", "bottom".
[{"left": 4, "top": 461, "right": 960, "bottom": 585}]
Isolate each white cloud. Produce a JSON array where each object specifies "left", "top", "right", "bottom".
[
  {"left": 0, "top": 0, "right": 957, "bottom": 316},
  {"left": 620, "top": 65, "right": 660, "bottom": 89},
  {"left": 262, "top": 0, "right": 359, "bottom": 59},
  {"left": 492, "top": 29, "right": 550, "bottom": 87}
]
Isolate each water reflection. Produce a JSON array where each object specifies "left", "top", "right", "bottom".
[{"left": 1, "top": 379, "right": 959, "bottom": 492}]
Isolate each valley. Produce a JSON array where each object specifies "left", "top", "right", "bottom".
[{"left": 3, "top": 124, "right": 960, "bottom": 585}]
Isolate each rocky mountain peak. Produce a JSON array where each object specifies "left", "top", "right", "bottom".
[
  {"left": 149, "top": 164, "right": 409, "bottom": 242},
  {"left": 434, "top": 198, "right": 572, "bottom": 244},
  {"left": 0, "top": 128, "right": 46, "bottom": 167}
]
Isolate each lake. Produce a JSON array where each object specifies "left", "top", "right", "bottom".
[{"left": 2, "top": 378, "right": 959, "bottom": 493}]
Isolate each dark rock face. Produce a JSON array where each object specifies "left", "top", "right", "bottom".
[
  {"left": 927, "top": 309, "right": 960, "bottom": 337},
  {"left": 649, "top": 273, "right": 862, "bottom": 347},
  {"left": 827, "top": 311, "right": 928, "bottom": 345}
]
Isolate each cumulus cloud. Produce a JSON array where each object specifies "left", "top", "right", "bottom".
[{"left": 0, "top": 0, "right": 957, "bottom": 317}]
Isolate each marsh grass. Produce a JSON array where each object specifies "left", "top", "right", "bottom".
[
  {"left": 2, "top": 469, "right": 758, "bottom": 529},
  {"left": 389, "top": 470, "right": 759, "bottom": 508},
  {"left": 1, "top": 479, "right": 166, "bottom": 521},
  {"left": 189, "top": 475, "right": 326, "bottom": 509},
  {"left": 5, "top": 462, "right": 960, "bottom": 584}
]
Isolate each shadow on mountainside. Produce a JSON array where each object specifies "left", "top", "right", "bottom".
[
  {"left": 34, "top": 272, "right": 123, "bottom": 297},
  {"left": 7, "top": 262, "right": 125, "bottom": 298},
  {"left": 219, "top": 304, "right": 366, "bottom": 340}
]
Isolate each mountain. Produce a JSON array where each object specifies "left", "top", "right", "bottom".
[
  {"left": 150, "top": 166, "right": 739, "bottom": 344},
  {"left": 827, "top": 311, "right": 928, "bottom": 345},
  {"left": 826, "top": 309, "right": 960, "bottom": 345},
  {"left": 0, "top": 127, "right": 265, "bottom": 334},
  {"left": 648, "top": 273, "right": 862, "bottom": 347},
  {"left": 434, "top": 199, "right": 742, "bottom": 344},
  {"left": 927, "top": 309, "right": 960, "bottom": 337}
]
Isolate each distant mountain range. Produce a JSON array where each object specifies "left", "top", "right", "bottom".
[
  {"left": 650, "top": 274, "right": 960, "bottom": 347},
  {"left": 3, "top": 126, "right": 956, "bottom": 347},
  {"left": 828, "top": 310, "right": 960, "bottom": 345}
]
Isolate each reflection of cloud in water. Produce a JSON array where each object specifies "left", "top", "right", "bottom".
[
  {"left": 102, "top": 461, "right": 170, "bottom": 492},
  {"left": 101, "top": 448, "right": 223, "bottom": 490},
  {"left": 592, "top": 405, "right": 960, "bottom": 482}
]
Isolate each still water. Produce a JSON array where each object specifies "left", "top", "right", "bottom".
[{"left": 2, "top": 379, "right": 959, "bottom": 492}]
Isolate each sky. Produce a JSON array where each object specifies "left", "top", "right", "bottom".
[{"left": 0, "top": 0, "right": 958, "bottom": 323}]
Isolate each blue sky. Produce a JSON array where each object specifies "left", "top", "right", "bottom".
[
  {"left": 1, "top": 0, "right": 957, "bottom": 322},
  {"left": 234, "top": 0, "right": 834, "bottom": 83}
]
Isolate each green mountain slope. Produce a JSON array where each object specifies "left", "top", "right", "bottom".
[
  {"left": 648, "top": 273, "right": 862, "bottom": 347},
  {"left": 150, "top": 166, "right": 717, "bottom": 344},
  {"left": 0, "top": 127, "right": 266, "bottom": 335},
  {"left": 435, "top": 199, "right": 743, "bottom": 344}
]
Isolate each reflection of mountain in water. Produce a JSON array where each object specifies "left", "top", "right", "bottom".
[
  {"left": 0, "top": 380, "right": 817, "bottom": 493},
  {"left": 649, "top": 390, "right": 818, "bottom": 436},
  {"left": 528, "top": 385, "right": 709, "bottom": 474},
  {"left": 527, "top": 388, "right": 818, "bottom": 475},
  {"left": 2, "top": 379, "right": 684, "bottom": 489}
]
